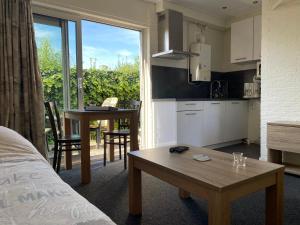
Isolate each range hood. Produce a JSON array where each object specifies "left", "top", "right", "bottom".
[{"left": 152, "top": 10, "right": 198, "bottom": 60}]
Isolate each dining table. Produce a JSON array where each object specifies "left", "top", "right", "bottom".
[{"left": 64, "top": 109, "right": 139, "bottom": 184}]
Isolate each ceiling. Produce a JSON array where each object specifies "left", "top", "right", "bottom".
[{"left": 165, "top": 0, "right": 262, "bottom": 20}]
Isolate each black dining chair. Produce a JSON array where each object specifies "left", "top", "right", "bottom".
[
  {"left": 103, "top": 100, "right": 142, "bottom": 169},
  {"left": 44, "top": 101, "right": 81, "bottom": 173}
]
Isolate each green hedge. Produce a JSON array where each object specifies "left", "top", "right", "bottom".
[{"left": 39, "top": 39, "right": 140, "bottom": 109}]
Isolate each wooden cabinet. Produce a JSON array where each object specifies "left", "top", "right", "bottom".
[
  {"left": 231, "top": 17, "right": 254, "bottom": 63},
  {"left": 253, "top": 15, "right": 262, "bottom": 60},
  {"left": 230, "top": 16, "right": 261, "bottom": 63},
  {"left": 224, "top": 101, "right": 248, "bottom": 142},
  {"left": 267, "top": 121, "right": 300, "bottom": 176},
  {"left": 203, "top": 101, "right": 226, "bottom": 145}
]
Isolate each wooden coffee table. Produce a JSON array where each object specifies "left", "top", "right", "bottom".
[{"left": 128, "top": 147, "right": 284, "bottom": 225}]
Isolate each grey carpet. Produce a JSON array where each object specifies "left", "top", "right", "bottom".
[{"left": 59, "top": 144, "right": 300, "bottom": 225}]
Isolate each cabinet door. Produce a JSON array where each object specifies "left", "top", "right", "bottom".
[
  {"left": 177, "top": 110, "right": 204, "bottom": 147},
  {"left": 253, "top": 15, "right": 262, "bottom": 60},
  {"left": 154, "top": 101, "right": 177, "bottom": 147},
  {"left": 231, "top": 17, "right": 254, "bottom": 63},
  {"left": 203, "top": 102, "right": 226, "bottom": 145},
  {"left": 224, "top": 101, "right": 248, "bottom": 142}
]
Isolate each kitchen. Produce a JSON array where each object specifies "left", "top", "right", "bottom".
[{"left": 150, "top": 2, "right": 261, "bottom": 150}]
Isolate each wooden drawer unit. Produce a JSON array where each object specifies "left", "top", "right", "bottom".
[
  {"left": 268, "top": 123, "right": 300, "bottom": 153},
  {"left": 267, "top": 121, "right": 300, "bottom": 175}
]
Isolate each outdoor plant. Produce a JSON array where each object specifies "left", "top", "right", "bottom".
[{"left": 38, "top": 39, "right": 140, "bottom": 110}]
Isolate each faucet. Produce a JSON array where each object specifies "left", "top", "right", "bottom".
[{"left": 210, "top": 80, "right": 221, "bottom": 99}]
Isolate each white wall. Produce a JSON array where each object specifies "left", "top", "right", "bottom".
[
  {"left": 261, "top": 0, "right": 300, "bottom": 161},
  {"left": 33, "top": 0, "right": 151, "bottom": 26}
]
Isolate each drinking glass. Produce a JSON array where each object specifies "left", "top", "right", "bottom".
[{"left": 233, "top": 152, "right": 243, "bottom": 165}]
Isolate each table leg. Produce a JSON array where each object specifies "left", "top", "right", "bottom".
[
  {"left": 129, "top": 112, "right": 139, "bottom": 151},
  {"left": 64, "top": 116, "right": 72, "bottom": 170},
  {"left": 178, "top": 188, "right": 190, "bottom": 199},
  {"left": 109, "top": 119, "right": 115, "bottom": 161},
  {"left": 80, "top": 119, "right": 91, "bottom": 184},
  {"left": 129, "top": 156, "right": 142, "bottom": 215},
  {"left": 208, "top": 191, "right": 230, "bottom": 225},
  {"left": 266, "top": 170, "right": 284, "bottom": 225}
]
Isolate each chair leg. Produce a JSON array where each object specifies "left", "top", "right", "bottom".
[
  {"left": 56, "top": 144, "right": 63, "bottom": 173},
  {"left": 52, "top": 142, "right": 58, "bottom": 170},
  {"left": 45, "top": 133, "right": 50, "bottom": 152},
  {"left": 119, "top": 135, "right": 122, "bottom": 160},
  {"left": 96, "top": 127, "right": 101, "bottom": 149},
  {"left": 104, "top": 134, "right": 107, "bottom": 167},
  {"left": 124, "top": 135, "right": 127, "bottom": 170}
]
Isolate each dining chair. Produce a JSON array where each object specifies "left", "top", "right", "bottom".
[
  {"left": 118, "top": 100, "right": 142, "bottom": 130},
  {"left": 89, "top": 97, "right": 118, "bottom": 148},
  {"left": 103, "top": 100, "right": 142, "bottom": 169},
  {"left": 44, "top": 101, "right": 81, "bottom": 173}
]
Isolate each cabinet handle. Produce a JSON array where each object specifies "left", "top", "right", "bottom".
[
  {"left": 232, "top": 102, "right": 240, "bottom": 104},
  {"left": 185, "top": 113, "right": 197, "bottom": 116},
  {"left": 235, "top": 57, "right": 247, "bottom": 61},
  {"left": 185, "top": 103, "right": 196, "bottom": 106},
  {"left": 211, "top": 102, "right": 220, "bottom": 105}
]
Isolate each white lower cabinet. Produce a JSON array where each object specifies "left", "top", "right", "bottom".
[
  {"left": 177, "top": 110, "right": 205, "bottom": 146},
  {"left": 203, "top": 101, "right": 226, "bottom": 145},
  {"left": 177, "top": 100, "right": 248, "bottom": 147},
  {"left": 224, "top": 101, "right": 248, "bottom": 142}
]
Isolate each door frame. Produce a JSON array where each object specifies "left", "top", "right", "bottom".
[
  {"left": 32, "top": 4, "right": 152, "bottom": 149},
  {"left": 33, "top": 13, "right": 81, "bottom": 111}
]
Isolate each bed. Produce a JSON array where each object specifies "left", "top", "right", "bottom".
[{"left": 0, "top": 126, "right": 115, "bottom": 225}]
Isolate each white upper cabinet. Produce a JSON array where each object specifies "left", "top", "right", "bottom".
[
  {"left": 231, "top": 17, "right": 254, "bottom": 63},
  {"left": 253, "top": 15, "right": 262, "bottom": 60},
  {"left": 231, "top": 16, "right": 262, "bottom": 63}
]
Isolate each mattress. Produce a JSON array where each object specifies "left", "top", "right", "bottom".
[{"left": 0, "top": 126, "right": 116, "bottom": 225}]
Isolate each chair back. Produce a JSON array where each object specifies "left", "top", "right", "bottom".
[
  {"left": 44, "top": 101, "right": 63, "bottom": 141},
  {"left": 102, "top": 97, "right": 118, "bottom": 107},
  {"left": 99, "top": 97, "right": 118, "bottom": 128},
  {"left": 129, "top": 100, "right": 142, "bottom": 118},
  {"left": 118, "top": 100, "right": 142, "bottom": 130}
]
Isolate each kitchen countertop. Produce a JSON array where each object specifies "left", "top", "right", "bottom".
[
  {"left": 152, "top": 98, "right": 248, "bottom": 102},
  {"left": 176, "top": 98, "right": 247, "bottom": 101}
]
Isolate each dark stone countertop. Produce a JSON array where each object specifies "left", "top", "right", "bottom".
[{"left": 175, "top": 98, "right": 248, "bottom": 101}]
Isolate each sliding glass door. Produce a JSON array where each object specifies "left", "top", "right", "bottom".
[
  {"left": 33, "top": 15, "right": 80, "bottom": 110},
  {"left": 33, "top": 10, "right": 144, "bottom": 150},
  {"left": 81, "top": 20, "right": 141, "bottom": 106}
]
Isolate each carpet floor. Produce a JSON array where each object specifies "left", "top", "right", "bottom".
[{"left": 59, "top": 144, "right": 300, "bottom": 225}]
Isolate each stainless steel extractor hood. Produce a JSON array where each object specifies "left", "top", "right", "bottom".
[{"left": 152, "top": 9, "right": 198, "bottom": 60}]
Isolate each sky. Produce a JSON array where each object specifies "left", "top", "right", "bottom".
[{"left": 34, "top": 20, "right": 140, "bottom": 69}]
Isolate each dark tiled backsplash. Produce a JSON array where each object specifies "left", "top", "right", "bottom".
[{"left": 151, "top": 65, "right": 256, "bottom": 99}]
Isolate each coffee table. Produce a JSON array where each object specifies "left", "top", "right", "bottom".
[{"left": 128, "top": 147, "right": 284, "bottom": 225}]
